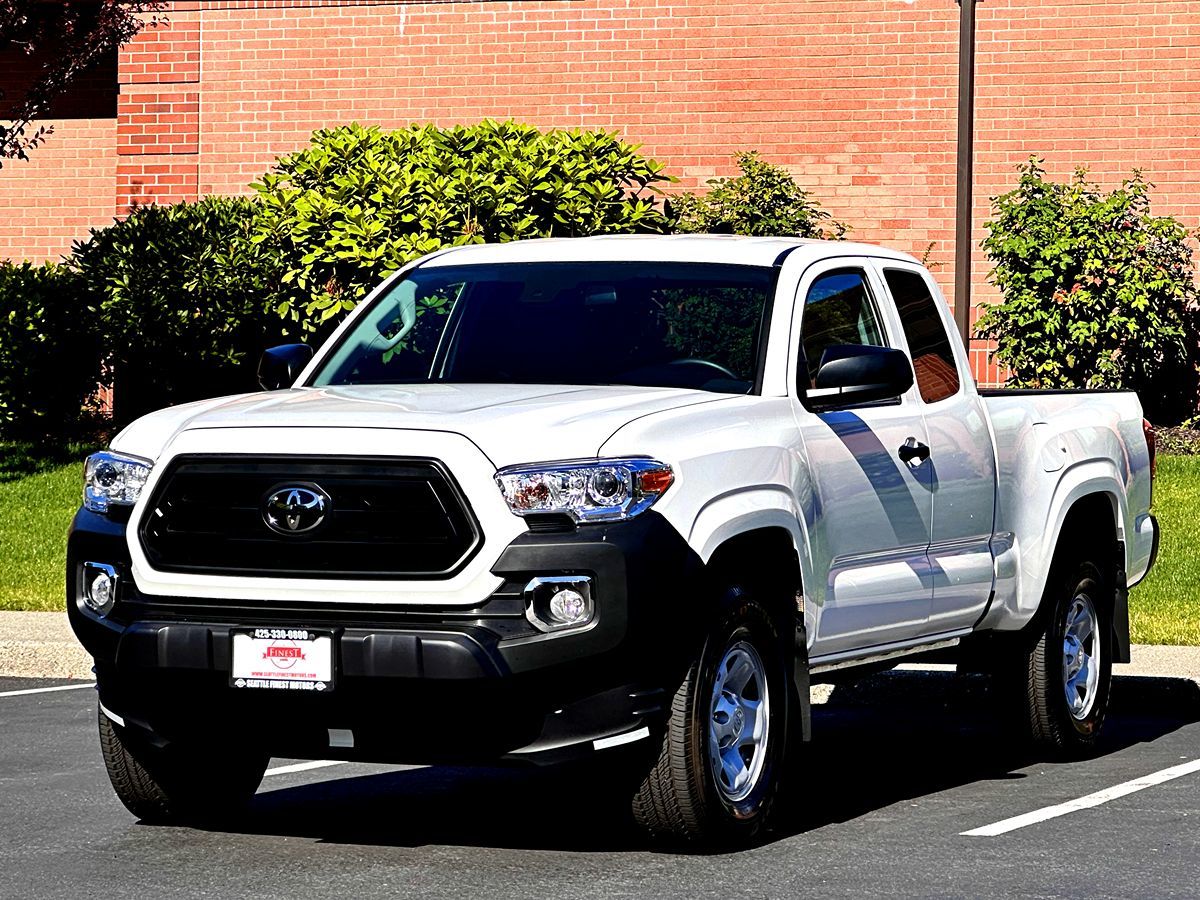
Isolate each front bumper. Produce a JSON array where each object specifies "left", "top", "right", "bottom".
[{"left": 68, "top": 508, "right": 705, "bottom": 765}]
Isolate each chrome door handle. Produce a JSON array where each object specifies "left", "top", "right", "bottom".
[{"left": 898, "top": 437, "right": 930, "bottom": 467}]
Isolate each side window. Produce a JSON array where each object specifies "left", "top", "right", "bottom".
[
  {"left": 799, "top": 268, "right": 887, "bottom": 383},
  {"left": 885, "top": 268, "right": 961, "bottom": 404}
]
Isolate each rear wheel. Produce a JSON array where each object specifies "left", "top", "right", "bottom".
[
  {"left": 1011, "top": 560, "right": 1112, "bottom": 754},
  {"left": 98, "top": 705, "right": 268, "bottom": 823},
  {"left": 631, "top": 589, "right": 790, "bottom": 844}
]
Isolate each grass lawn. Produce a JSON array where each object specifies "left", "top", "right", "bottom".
[
  {"left": 1128, "top": 454, "right": 1200, "bottom": 645},
  {"left": 0, "top": 443, "right": 1197, "bottom": 643},
  {"left": 0, "top": 444, "right": 91, "bottom": 612}
]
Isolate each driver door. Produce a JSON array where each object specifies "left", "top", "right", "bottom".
[{"left": 789, "top": 259, "right": 934, "bottom": 659}]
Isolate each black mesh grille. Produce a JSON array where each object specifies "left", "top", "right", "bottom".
[{"left": 139, "top": 455, "right": 481, "bottom": 579}]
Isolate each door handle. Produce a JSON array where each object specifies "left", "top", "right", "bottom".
[{"left": 898, "top": 437, "right": 930, "bottom": 467}]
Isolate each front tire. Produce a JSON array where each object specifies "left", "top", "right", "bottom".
[
  {"left": 1013, "top": 560, "right": 1113, "bottom": 755},
  {"left": 631, "top": 588, "right": 790, "bottom": 844},
  {"left": 98, "top": 705, "right": 268, "bottom": 823}
]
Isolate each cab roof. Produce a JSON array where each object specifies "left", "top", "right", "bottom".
[{"left": 418, "top": 234, "right": 921, "bottom": 269}]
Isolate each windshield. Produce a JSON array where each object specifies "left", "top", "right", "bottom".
[{"left": 310, "top": 261, "right": 776, "bottom": 394}]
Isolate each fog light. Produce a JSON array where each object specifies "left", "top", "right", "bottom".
[
  {"left": 524, "top": 576, "right": 594, "bottom": 632},
  {"left": 549, "top": 588, "right": 588, "bottom": 625},
  {"left": 90, "top": 573, "right": 113, "bottom": 608},
  {"left": 82, "top": 562, "right": 118, "bottom": 616}
]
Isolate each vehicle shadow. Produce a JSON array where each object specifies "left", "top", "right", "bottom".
[
  {"left": 223, "top": 670, "right": 1200, "bottom": 854},
  {"left": 778, "top": 670, "right": 1200, "bottom": 837}
]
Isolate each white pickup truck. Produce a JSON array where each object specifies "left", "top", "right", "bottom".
[{"left": 68, "top": 235, "right": 1158, "bottom": 844}]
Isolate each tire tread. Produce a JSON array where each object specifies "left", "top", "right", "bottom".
[
  {"left": 98, "top": 707, "right": 173, "bottom": 822},
  {"left": 1014, "top": 559, "right": 1110, "bottom": 756},
  {"left": 96, "top": 702, "right": 267, "bottom": 823},
  {"left": 631, "top": 591, "right": 787, "bottom": 844}
]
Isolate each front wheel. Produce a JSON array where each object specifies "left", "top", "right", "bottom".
[
  {"left": 1011, "top": 560, "right": 1113, "bottom": 755},
  {"left": 98, "top": 705, "right": 268, "bottom": 823},
  {"left": 631, "top": 589, "right": 790, "bottom": 844}
]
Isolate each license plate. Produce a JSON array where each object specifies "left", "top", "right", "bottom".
[{"left": 230, "top": 628, "right": 334, "bottom": 692}]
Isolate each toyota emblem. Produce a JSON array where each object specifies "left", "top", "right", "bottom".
[{"left": 263, "top": 484, "right": 330, "bottom": 535}]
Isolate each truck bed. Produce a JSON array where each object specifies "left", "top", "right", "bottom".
[{"left": 980, "top": 388, "right": 1155, "bottom": 625}]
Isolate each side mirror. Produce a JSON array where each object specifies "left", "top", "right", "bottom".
[
  {"left": 804, "top": 344, "right": 914, "bottom": 409},
  {"left": 258, "top": 344, "right": 314, "bottom": 391}
]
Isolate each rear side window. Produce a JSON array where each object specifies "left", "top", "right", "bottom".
[
  {"left": 885, "top": 268, "right": 960, "bottom": 404},
  {"left": 799, "top": 269, "right": 886, "bottom": 383}
]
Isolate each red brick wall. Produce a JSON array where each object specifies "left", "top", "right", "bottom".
[
  {"left": 970, "top": 0, "right": 1200, "bottom": 384},
  {"left": 0, "top": 41, "right": 118, "bottom": 262},
  {"left": 3, "top": 0, "right": 1198, "bottom": 386},
  {"left": 117, "top": 15, "right": 201, "bottom": 211},
  {"left": 0, "top": 117, "right": 118, "bottom": 262}
]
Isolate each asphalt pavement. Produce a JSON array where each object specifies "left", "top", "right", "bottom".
[{"left": 2, "top": 669, "right": 1198, "bottom": 900}]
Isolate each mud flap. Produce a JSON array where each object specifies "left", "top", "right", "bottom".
[
  {"left": 792, "top": 624, "right": 812, "bottom": 742},
  {"left": 1113, "top": 545, "right": 1131, "bottom": 665}
]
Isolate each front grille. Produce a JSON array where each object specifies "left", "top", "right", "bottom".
[{"left": 139, "top": 455, "right": 481, "bottom": 579}]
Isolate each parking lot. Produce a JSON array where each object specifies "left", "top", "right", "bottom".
[{"left": 2, "top": 669, "right": 1198, "bottom": 900}]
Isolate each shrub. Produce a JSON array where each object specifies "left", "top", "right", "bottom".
[
  {"left": 977, "top": 158, "right": 1200, "bottom": 424},
  {"left": 72, "top": 197, "right": 290, "bottom": 427},
  {"left": 673, "top": 151, "right": 847, "bottom": 239},
  {"left": 251, "top": 121, "right": 674, "bottom": 330},
  {"left": 1155, "top": 425, "right": 1200, "bottom": 456},
  {"left": 0, "top": 261, "right": 101, "bottom": 442}
]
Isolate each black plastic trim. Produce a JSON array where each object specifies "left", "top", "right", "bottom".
[
  {"left": 750, "top": 273, "right": 778, "bottom": 396},
  {"left": 770, "top": 244, "right": 806, "bottom": 267},
  {"left": 1113, "top": 539, "right": 1132, "bottom": 665},
  {"left": 1146, "top": 514, "right": 1161, "bottom": 575}
]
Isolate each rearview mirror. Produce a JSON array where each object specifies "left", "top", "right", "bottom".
[
  {"left": 804, "top": 345, "right": 914, "bottom": 409},
  {"left": 258, "top": 344, "right": 314, "bottom": 391}
]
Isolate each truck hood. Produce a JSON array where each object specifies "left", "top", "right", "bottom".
[{"left": 112, "top": 383, "right": 731, "bottom": 467}]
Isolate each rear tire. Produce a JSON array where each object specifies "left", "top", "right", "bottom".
[
  {"left": 631, "top": 588, "right": 790, "bottom": 845},
  {"left": 1011, "top": 560, "right": 1112, "bottom": 755},
  {"left": 98, "top": 705, "right": 268, "bottom": 824}
]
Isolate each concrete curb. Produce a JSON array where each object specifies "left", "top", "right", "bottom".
[
  {"left": 0, "top": 612, "right": 94, "bottom": 679},
  {"left": 2, "top": 611, "right": 1199, "bottom": 685}
]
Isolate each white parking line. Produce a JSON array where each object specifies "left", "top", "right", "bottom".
[
  {"left": 264, "top": 759, "right": 348, "bottom": 777},
  {"left": 962, "top": 757, "right": 1200, "bottom": 837},
  {"left": 0, "top": 682, "right": 95, "bottom": 699}
]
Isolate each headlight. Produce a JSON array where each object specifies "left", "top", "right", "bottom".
[
  {"left": 495, "top": 458, "right": 674, "bottom": 524},
  {"left": 84, "top": 451, "right": 153, "bottom": 513}
]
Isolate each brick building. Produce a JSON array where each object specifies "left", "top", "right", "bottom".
[{"left": 2, "top": 0, "right": 1198, "bottom": 385}]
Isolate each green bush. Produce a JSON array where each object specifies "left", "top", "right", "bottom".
[
  {"left": 0, "top": 261, "right": 101, "bottom": 442},
  {"left": 1154, "top": 425, "right": 1200, "bottom": 456},
  {"left": 674, "top": 151, "right": 846, "bottom": 239},
  {"left": 977, "top": 158, "right": 1200, "bottom": 424},
  {"left": 251, "top": 121, "right": 674, "bottom": 330},
  {"left": 2, "top": 128, "right": 854, "bottom": 437},
  {"left": 72, "top": 197, "right": 289, "bottom": 427}
]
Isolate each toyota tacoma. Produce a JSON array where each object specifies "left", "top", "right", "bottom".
[{"left": 68, "top": 235, "right": 1159, "bottom": 843}]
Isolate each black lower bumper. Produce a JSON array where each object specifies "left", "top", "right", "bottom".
[{"left": 69, "top": 508, "right": 705, "bottom": 765}]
